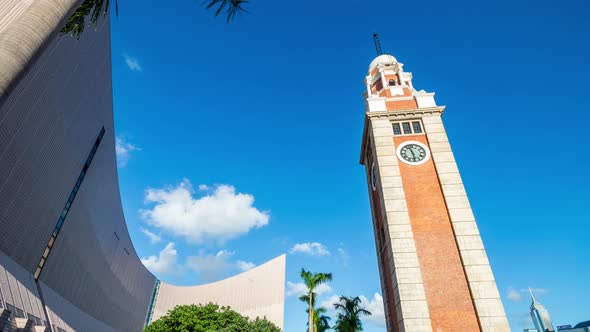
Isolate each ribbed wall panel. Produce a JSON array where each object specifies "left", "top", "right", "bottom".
[
  {"left": 0, "top": 0, "right": 34, "bottom": 34},
  {"left": 153, "top": 255, "right": 286, "bottom": 329},
  {"left": 0, "top": 6, "right": 156, "bottom": 332},
  {"left": 40, "top": 281, "right": 117, "bottom": 332},
  {"left": 0, "top": 21, "right": 102, "bottom": 273},
  {"left": 0, "top": 1, "right": 286, "bottom": 331},
  {"left": 0, "top": 252, "right": 45, "bottom": 325},
  {"left": 40, "top": 133, "right": 156, "bottom": 331}
]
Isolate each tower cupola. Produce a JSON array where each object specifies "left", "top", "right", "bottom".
[{"left": 364, "top": 53, "right": 437, "bottom": 112}]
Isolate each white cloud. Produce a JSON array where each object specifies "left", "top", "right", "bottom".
[
  {"left": 186, "top": 250, "right": 236, "bottom": 283},
  {"left": 115, "top": 137, "right": 140, "bottom": 168},
  {"left": 124, "top": 54, "right": 142, "bottom": 71},
  {"left": 360, "top": 293, "right": 386, "bottom": 327},
  {"left": 337, "top": 247, "right": 350, "bottom": 266},
  {"left": 507, "top": 287, "right": 521, "bottom": 302},
  {"left": 315, "top": 283, "right": 332, "bottom": 296},
  {"left": 198, "top": 184, "right": 209, "bottom": 191},
  {"left": 236, "top": 260, "right": 255, "bottom": 272},
  {"left": 285, "top": 281, "right": 332, "bottom": 297},
  {"left": 522, "top": 287, "right": 549, "bottom": 296},
  {"left": 289, "top": 242, "right": 330, "bottom": 256},
  {"left": 140, "top": 228, "right": 162, "bottom": 244},
  {"left": 286, "top": 281, "right": 308, "bottom": 297},
  {"left": 141, "top": 180, "right": 270, "bottom": 243},
  {"left": 320, "top": 294, "right": 341, "bottom": 312},
  {"left": 141, "top": 242, "right": 178, "bottom": 274},
  {"left": 505, "top": 286, "right": 550, "bottom": 303}
]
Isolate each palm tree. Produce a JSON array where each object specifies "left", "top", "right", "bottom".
[
  {"left": 314, "top": 307, "right": 331, "bottom": 332},
  {"left": 299, "top": 294, "right": 331, "bottom": 332},
  {"left": 300, "top": 269, "right": 332, "bottom": 332},
  {"left": 333, "top": 296, "right": 372, "bottom": 332},
  {"left": 62, "top": 0, "right": 248, "bottom": 38}
]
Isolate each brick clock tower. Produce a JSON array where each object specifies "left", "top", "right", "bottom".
[{"left": 360, "top": 54, "right": 510, "bottom": 332}]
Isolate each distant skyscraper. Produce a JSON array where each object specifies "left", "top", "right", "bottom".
[{"left": 530, "top": 288, "right": 555, "bottom": 332}]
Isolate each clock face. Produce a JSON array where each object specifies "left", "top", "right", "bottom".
[
  {"left": 397, "top": 141, "right": 430, "bottom": 165},
  {"left": 371, "top": 163, "right": 378, "bottom": 191}
]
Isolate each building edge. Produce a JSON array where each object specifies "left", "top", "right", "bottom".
[{"left": 0, "top": 1, "right": 286, "bottom": 331}]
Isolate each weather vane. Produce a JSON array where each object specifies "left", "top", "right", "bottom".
[{"left": 373, "top": 33, "right": 383, "bottom": 56}]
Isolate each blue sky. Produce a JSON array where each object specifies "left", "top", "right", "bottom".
[{"left": 109, "top": 0, "right": 590, "bottom": 330}]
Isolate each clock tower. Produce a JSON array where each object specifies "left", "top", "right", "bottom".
[{"left": 360, "top": 54, "right": 510, "bottom": 332}]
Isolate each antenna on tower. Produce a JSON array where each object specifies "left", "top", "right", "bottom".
[{"left": 373, "top": 33, "right": 383, "bottom": 56}]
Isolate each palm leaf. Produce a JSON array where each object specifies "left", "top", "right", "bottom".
[
  {"left": 333, "top": 296, "right": 372, "bottom": 332},
  {"left": 61, "top": 0, "right": 247, "bottom": 39},
  {"left": 204, "top": 0, "right": 249, "bottom": 22}
]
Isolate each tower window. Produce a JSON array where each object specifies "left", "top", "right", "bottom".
[
  {"left": 392, "top": 120, "right": 425, "bottom": 136},
  {"left": 388, "top": 79, "right": 397, "bottom": 86},
  {"left": 412, "top": 121, "right": 423, "bottom": 133},
  {"left": 402, "top": 122, "right": 412, "bottom": 134}
]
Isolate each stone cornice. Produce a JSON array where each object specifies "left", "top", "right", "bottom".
[{"left": 366, "top": 106, "right": 445, "bottom": 120}]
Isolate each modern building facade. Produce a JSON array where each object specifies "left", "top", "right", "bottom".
[
  {"left": 0, "top": 1, "right": 284, "bottom": 331},
  {"left": 558, "top": 321, "right": 590, "bottom": 332},
  {"left": 360, "top": 54, "right": 510, "bottom": 331},
  {"left": 151, "top": 255, "right": 285, "bottom": 327}
]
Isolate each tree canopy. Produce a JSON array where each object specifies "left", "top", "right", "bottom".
[{"left": 144, "top": 303, "right": 281, "bottom": 332}]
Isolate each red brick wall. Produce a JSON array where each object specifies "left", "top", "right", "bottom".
[
  {"left": 386, "top": 99, "right": 418, "bottom": 110},
  {"left": 371, "top": 80, "right": 384, "bottom": 94},
  {"left": 393, "top": 135, "right": 480, "bottom": 331}
]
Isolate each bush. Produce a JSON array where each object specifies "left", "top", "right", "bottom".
[{"left": 144, "top": 303, "right": 281, "bottom": 332}]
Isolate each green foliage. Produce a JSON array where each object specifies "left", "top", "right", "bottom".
[
  {"left": 144, "top": 303, "right": 281, "bottom": 332},
  {"left": 313, "top": 307, "right": 331, "bottom": 332},
  {"left": 248, "top": 317, "right": 284, "bottom": 332},
  {"left": 204, "top": 0, "right": 249, "bottom": 22},
  {"left": 332, "top": 296, "right": 371, "bottom": 332},
  {"left": 298, "top": 293, "right": 317, "bottom": 308},
  {"left": 61, "top": 0, "right": 109, "bottom": 39},
  {"left": 61, "top": 0, "right": 248, "bottom": 39}
]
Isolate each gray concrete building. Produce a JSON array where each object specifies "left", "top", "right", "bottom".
[{"left": 0, "top": 1, "right": 285, "bottom": 331}]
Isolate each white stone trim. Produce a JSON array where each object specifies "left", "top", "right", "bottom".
[
  {"left": 386, "top": 96, "right": 414, "bottom": 102},
  {"left": 368, "top": 119, "right": 433, "bottom": 332},
  {"left": 424, "top": 114, "right": 510, "bottom": 332},
  {"left": 366, "top": 106, "right": 445, "bottom": 121},
  {"left": 367, "top": 97, "right": 387, "bottom": 113}
]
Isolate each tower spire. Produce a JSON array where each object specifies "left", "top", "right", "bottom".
[{"left": 373, "top": 33, "right": 383, "bottom": 56}]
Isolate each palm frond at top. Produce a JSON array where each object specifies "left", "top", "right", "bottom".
[
  {"left": 61, "top": 0, "right": 247, "bottom": 39},
  {"left": 204, "top": 0, "right": 249, "bottom": 22}
]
